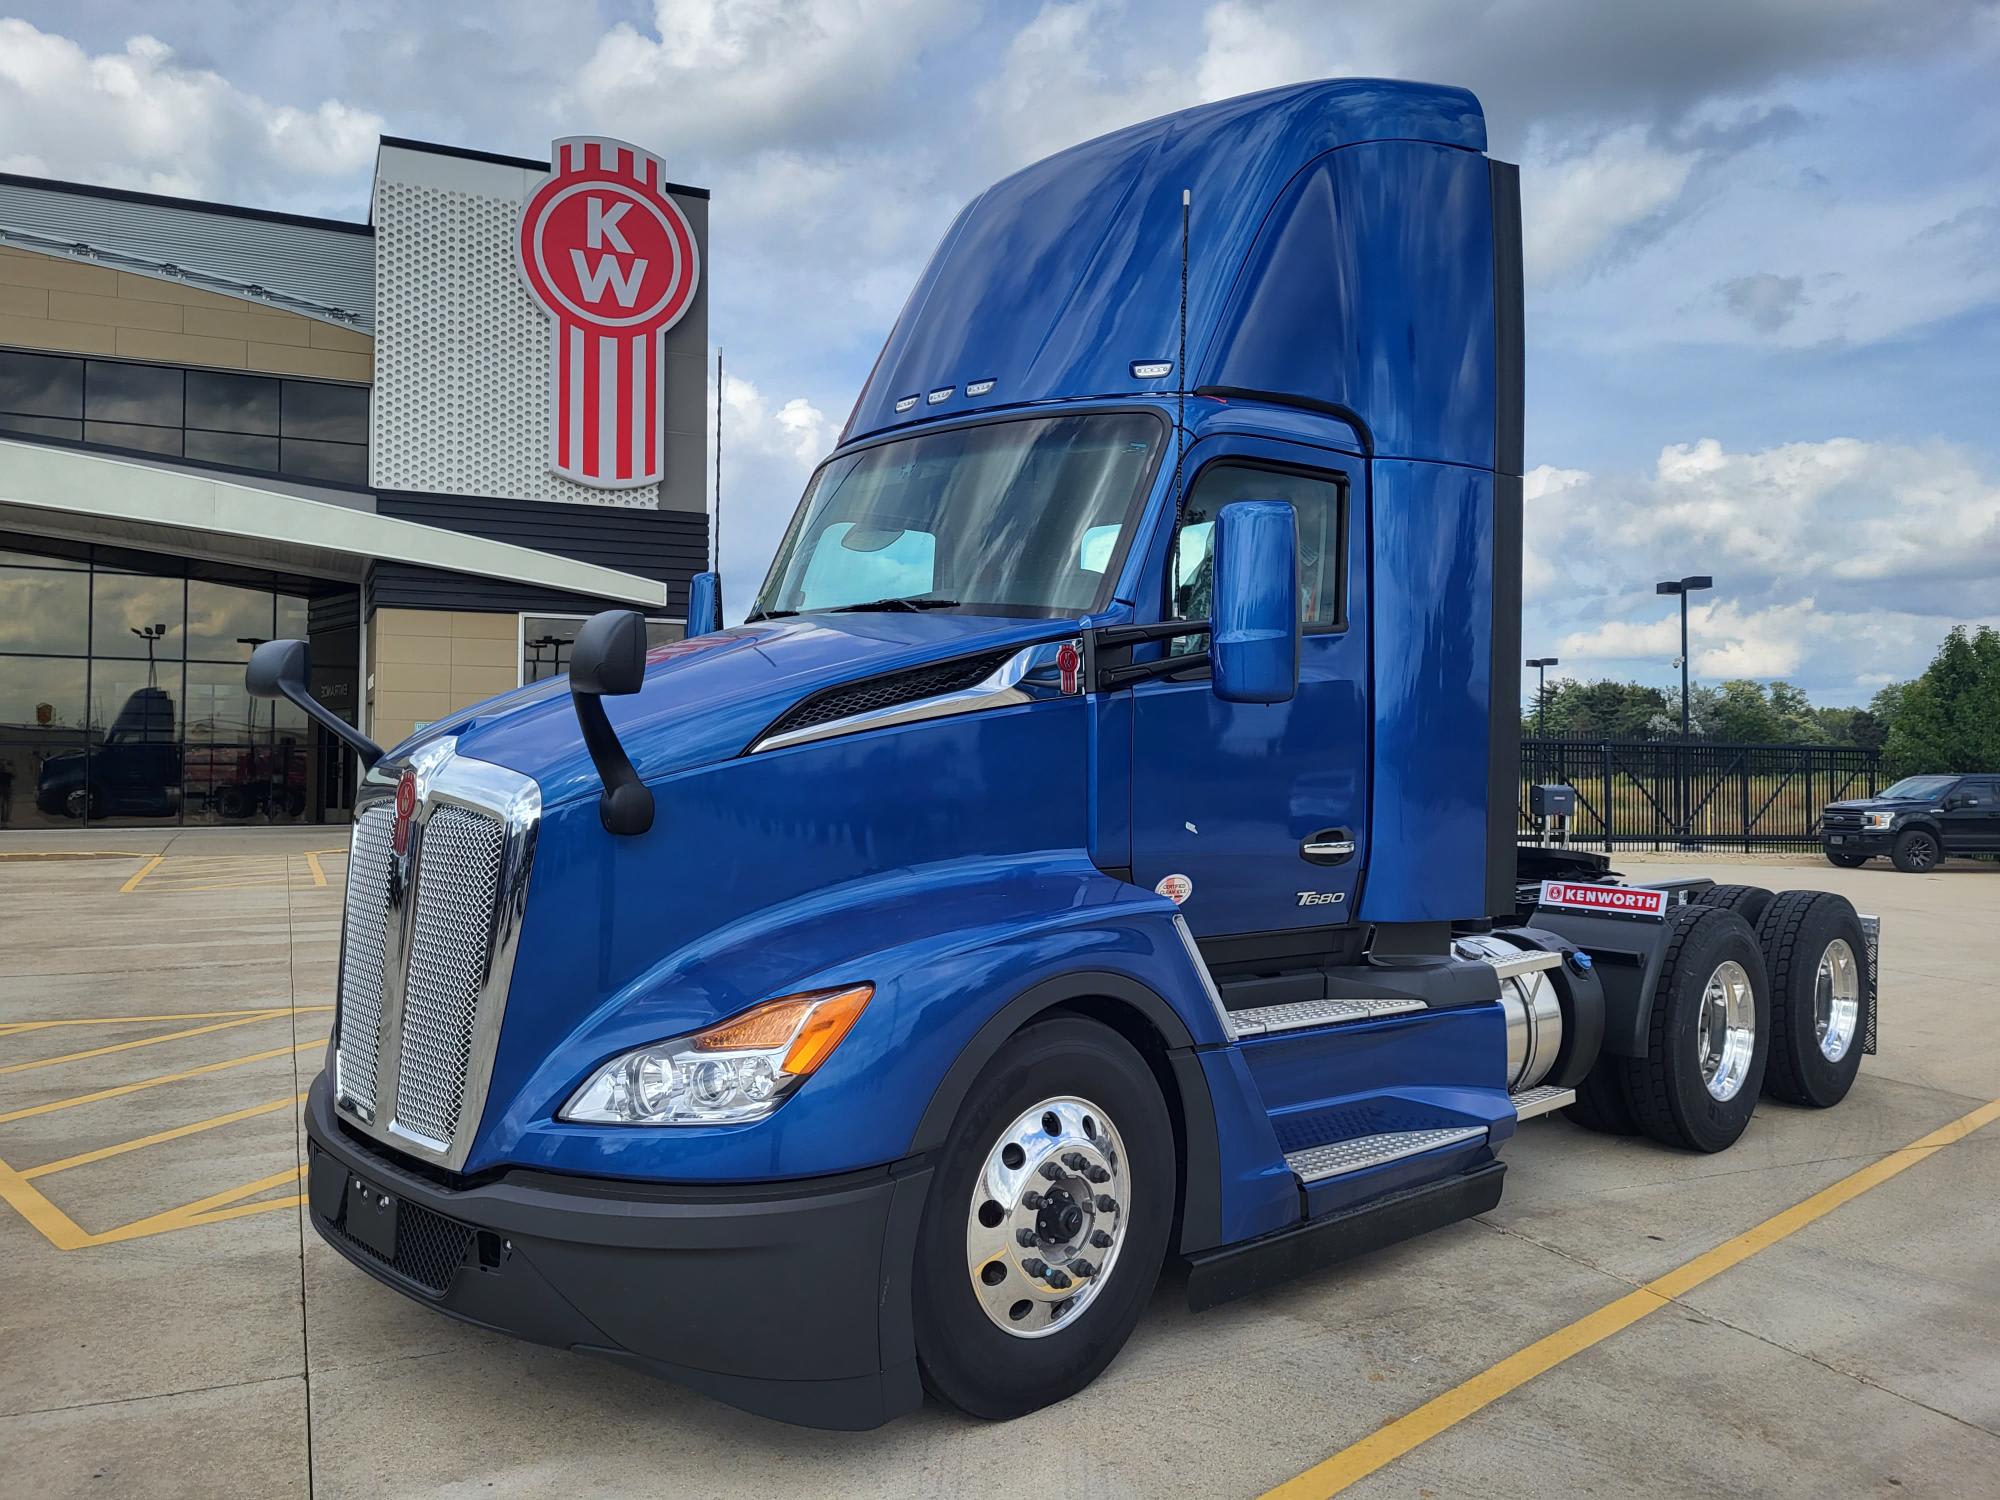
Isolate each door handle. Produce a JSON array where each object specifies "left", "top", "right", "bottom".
[{"left": 1301, "top": 828, "right": 1356, "bottom": 865}]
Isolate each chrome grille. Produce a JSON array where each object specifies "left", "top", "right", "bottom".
[
  {"left": 334, "top": 807, "right": 396, "bottom": 1114},
  {"left": 394, "top": 805, "right": 505, "bottom": 1148}
]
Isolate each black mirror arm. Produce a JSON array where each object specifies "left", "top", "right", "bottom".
[
  {"left": 278, "top": 680, "right": 386, "bottom": 770},
  {"left": 571, "top": 688, "right": 655, "bottom": 835}
]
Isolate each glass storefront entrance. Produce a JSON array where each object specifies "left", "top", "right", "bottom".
[{"left": 0, "top": 534, "right": 359, "bottom": 829}]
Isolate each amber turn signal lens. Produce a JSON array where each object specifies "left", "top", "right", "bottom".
[
  {"left": 688, "top": 983, "right": 874, "bottom": 1078},
  {"left": 781, "top": 985, "right": 874, "bottom": 1076}
]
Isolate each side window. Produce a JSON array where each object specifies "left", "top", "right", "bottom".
[{"left": 1170, "top": 463, "right": 1347, "bottom": 639}]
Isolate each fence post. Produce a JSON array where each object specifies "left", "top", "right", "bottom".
[
  {"left": 1740, "top": 757, "right": 1752, "bottom": 854},
  {"left": 1601, "top": 741, "right": 1615, "bottom": 853},
  {"left": 1805, "top": 754, "right": 1816, "bottom": 842}
]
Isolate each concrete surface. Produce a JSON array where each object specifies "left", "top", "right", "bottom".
[{"left": 1, "top": 836, "right": 1995, "bottom": 1498}]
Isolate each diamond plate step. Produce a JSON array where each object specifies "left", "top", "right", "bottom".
[
  {"left": 1508, "top": 1084, "right": 1576, "bottom": 1121},
  {"left": 1228, "top": 995, "right": 1427, "bottom": 1038},
  {"left": 1284, "top": 1126, "right": 1488, "bottom": 1183}
]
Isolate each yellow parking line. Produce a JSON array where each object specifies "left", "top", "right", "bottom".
[
  {"left": 24, "top": 1093, "right": 309, "bottom": 1179},
  {"left": 88, "top": 1164, "right": 308, "bottom": 1247},
  {"left": 118, "top": 854, "right": 165, "bottom": 893},
  {"left": 0, "top": 1005, "right": 332, "bottom": 1033},
  {"left": 1260, "top": 1094, "right": 2000, "bottom": 1500},
  {"left": 0, "top": 1010, "right": 288, "bottom": 1074},
  {"left": 305, "top": 851, "right": 328, "bottom": 887},
  {"left": 0, "top": 1037, "right": 327, "bottom": 1125}
]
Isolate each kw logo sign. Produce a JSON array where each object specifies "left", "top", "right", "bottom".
[{"left": 517, "top": 135, "right": 700, "bottom": 489}]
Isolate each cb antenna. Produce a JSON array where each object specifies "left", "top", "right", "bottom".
[
  {"left": 1172, "top": 187, "right": 1191, "bottom": 521},
  {"left": 713, "top": 347, "right": 723, "bottom": 577}
]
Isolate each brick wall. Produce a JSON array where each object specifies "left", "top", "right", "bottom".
[{"left": 0, "top": 244, "right": 371, "bottom": 381}]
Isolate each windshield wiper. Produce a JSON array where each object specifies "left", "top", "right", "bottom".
[
  {"left": 744, "top": 608, "right": 800, "bottom": 622},
  {"left": 824, "top": 595, "right": 962, "bottom": 613}
]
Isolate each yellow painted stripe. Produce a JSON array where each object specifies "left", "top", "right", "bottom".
[
  {"left": 1261, "top": 1094, "right": 2000, "bottom": 1500},
  {"left": 24, "top": 1093, "right": 308, "bottom": 1179},
  {"left": 0, "top": 1037, "right": 326, "bottom": 1124},
  {"left": 0, "top": 1010, "right": 286, "bottom": 1074},
  {"left": 304, "top": 850, "right": 328, "bottom": 887},
  {"left": 118, "top": 853, "right": 165, "bottom": 893},
  {"left": 0, "top": 1005, "right": 332, "bottom": 1032},
  {"left": 88, "top": 1164, "right": 310, "bottom": 1246}
]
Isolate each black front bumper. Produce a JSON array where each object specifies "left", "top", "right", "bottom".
[
  {"left": 303, "top": 1075, "right": 932, "bottom": 1429},
  {"left": 1823, "top": 829, "right": 1891, "bottom": 855}
]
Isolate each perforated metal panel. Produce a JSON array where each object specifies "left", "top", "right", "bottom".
[
  {"left": 335, "top": 808, "right": 395, "bottom": 1114},
  {"left": 394, "top": 806, "right": 505, "bottom": 1147}
]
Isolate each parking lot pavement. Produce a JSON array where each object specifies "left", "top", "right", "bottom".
[{"left": 2, "top": 838, "right": 1997, "bottom": 1498}]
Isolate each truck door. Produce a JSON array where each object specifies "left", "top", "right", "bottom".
[
  {"left": 1127, "top": 446, "right": 1369, "bottom": 939},
  {"left": 1941, "top": 777, "right": 2000, "bottom": 851}
]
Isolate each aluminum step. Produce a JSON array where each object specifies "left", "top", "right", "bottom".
[
  {"left": 1508, "top": 1084, "right": 1576, "bottom": 1121},
  {"left": 1228, "top": 995, "right": 1427, "bottom": 1038},
  {"left": 1284, "top": 1126, "right": 1488, "bottom": 1183}
]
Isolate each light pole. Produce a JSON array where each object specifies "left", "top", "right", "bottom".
[
  {"left": 131, "top": 623, "right": 167, "bottom": 690},
  {"left": 1655, "top": 575, "right": 1713, "bottom": 842},
  {"left": 1526, "top": 657, "right": 1558, "bottom": 738}
]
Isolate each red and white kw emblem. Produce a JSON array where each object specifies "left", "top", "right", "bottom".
[{"left": 516, "top": 136, "right": 701, "bottom": 489}]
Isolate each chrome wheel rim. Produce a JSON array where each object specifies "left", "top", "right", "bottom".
[
  {"left": 1697, "top": 960, "right": 1756, "bottom": 1101},
  {"left": 965, "top": 1095, "right": 1128, "bottom": 1339},
  {"left": 1815, "top": 939, "right": 1860, "bottom": 1062}
]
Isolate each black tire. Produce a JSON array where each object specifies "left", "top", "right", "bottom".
[
  {"left": 1758, "top": 890, "right": 1869, "bottom": 1108},
  {"left": 1891, "top": 827, "right": 1941, "bottom": 873},
  {"left": 912, "top": 1017, "right": 1174, "bottom": 1420},
  {"left": 1691, "top": 882, "right": 1775, "bottom": 926},
  {"left": 1565, "top": 1055, "right": 1639, "bottom": 1135},
  {"left": 1823, "top": 848, "right": 1869, "bottom": 868},
  {"left": 1621, "top": 905, "right": 1770, "bottom": 1152}
]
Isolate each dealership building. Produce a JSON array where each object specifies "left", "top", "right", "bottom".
[{"left": 0, "top": 137, "right": 710, "bottom": 829}]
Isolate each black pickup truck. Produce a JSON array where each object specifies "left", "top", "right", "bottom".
[{"left": 1823, "top": 774, "right": 2000, "bottom": 871}]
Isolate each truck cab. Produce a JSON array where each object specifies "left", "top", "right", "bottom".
[{"left": 260, "top": 78, "right": 1878, "bottom": 1430}]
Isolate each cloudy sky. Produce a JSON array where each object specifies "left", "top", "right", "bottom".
[{"left": 2, "top": 0, "right": 1996, "bottom": 704}]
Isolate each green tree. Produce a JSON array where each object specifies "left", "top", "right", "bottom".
[{"left": 1883, "top": 626, "right": 2000, "bottom": 775}]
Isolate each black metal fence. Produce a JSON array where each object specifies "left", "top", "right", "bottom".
[{"left": 1520, "top": 739, "right": 1881, "bottom": 851}]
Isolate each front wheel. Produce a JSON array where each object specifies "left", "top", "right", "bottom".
[
  {"left": 912, "top": 1017, "right": 1174, "bottom": 1420},
  {"left": 1823, "top": 847, "right": 1869, "bottom": 869},
  {"left": 1891, "top": 828, "right": 1941, "bottom": 873}
]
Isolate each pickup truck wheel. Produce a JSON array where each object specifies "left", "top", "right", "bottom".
[
  {"left": 1691, "top": 882, "right": 1774, "bottom": 926},
  {"left": 1757, "top": 890, "right": 1869, "bottom": 1108},
  {"left": 1622, "top": 905, "right": 1770, "bottom": 1153},
  {"left": 912, "top": 1016, "right": 1173, "bottom": 1420},
  {"left": 1823, "top": 848, "right": 1869, "bottom": 868},
  {"left": 1890, "top": 828, "right": 1940, "bottom": 873}
]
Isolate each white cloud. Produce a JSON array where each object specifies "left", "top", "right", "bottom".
[
  {"left": 713, "top": 370, "right": 838, "bottom": 615},
  {"left": 1521, "top": 127, "right": 1695, "bottom": 283},
  {"left": 0, "top": 21, "right": 380, "bottom": 197}
]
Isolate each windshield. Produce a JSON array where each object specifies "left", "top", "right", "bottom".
[
  {"left": 1878, "top": 775, "right": 1957, "bottom": 800},
  {"left": 750, "top": 412, "right": 1162, "bottom": 619}
]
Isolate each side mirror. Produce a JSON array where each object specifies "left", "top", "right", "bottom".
[
  {"left": 567, "top": 610, "right": 655, "bottom": 835},
  {"left": 245, "top": 638, "right": 384, "bottom": 768},
  {"left": 686, "top": 571, "right": 722, "bottom": 637},
  {"left": 1209, "top": 499, "right": 1300, "bottom": 704}
]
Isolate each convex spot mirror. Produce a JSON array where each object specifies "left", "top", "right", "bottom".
[{"left": 1209, "top": 499, "right": 1300, "bottom": 705}]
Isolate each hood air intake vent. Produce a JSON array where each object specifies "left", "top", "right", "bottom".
[{"left": 757, "top": 648, "right": 1018, "bottom": 745}]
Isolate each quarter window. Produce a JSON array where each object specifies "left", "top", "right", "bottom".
[{"left": 1171, "top": 463, "right": 1348, "bottom": 632}]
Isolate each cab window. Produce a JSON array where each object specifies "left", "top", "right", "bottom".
[{"left": 1170, "top": 463, "right": 1347, "bottom": 643}]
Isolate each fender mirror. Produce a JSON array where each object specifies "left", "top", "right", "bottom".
[
  {"left": 1209, "top": 499, "right": 1300, "bottom": 705},
  {"left": 568, "top": 610, "right": 655, "bottom": 835},
  {"left": 687, "top": 571, "right": 722, "bottom": 637},
  {"left": 245, "top": 638, "right": 384, "bottom": 768}
]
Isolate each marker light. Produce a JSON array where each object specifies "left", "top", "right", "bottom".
[
  {"left": 965, "top": 378, "right": 997, "bottom": 397},
  {"left": 894, "top": 394, "right": 919, "bottom": 413},
  {"left": 927, "top": 386, "right": 954, "bottom": 404},
  {"left": 1130, "top": 360, "right": 1173, "bottom": 379},
  {"left": 561, "top": 984, "right": 873, "bottom": 1125}
]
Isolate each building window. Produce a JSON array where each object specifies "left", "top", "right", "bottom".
[
  {"left": 520, "top": 613, "right": 685, "bottom": 686},
  {"left": 0, "top": 346, "right": 369, "bottom": 487},
  {"left": 0, "top": 535, "right": 342, "bottom": 830}
]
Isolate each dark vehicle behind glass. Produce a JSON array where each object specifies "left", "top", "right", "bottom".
[{"left": 1823, "top": 774, "right": 2000, "bottom": 871}]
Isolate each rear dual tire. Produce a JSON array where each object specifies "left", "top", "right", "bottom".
[{"left": 1757, "top": 890, "right": 1869, "bottom": 1109}]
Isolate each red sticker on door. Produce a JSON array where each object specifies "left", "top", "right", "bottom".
[{"left": 1155, "top": 873, "right": 1193, "bottom": 905}]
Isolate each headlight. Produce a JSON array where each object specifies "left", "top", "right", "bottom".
[
  {"left": 1861, "top": 811, "right": 1895, "bottom": 830},
  {"left": 560, "top": 984, "right": 873, "bottom": 1125}
]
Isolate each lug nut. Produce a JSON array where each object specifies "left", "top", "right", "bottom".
[
  {"left": 1039, "top": 1161, "right": 1064, "bottom": 1181},
  {"left": 1062, "top": 1152, "right": 1088, "bottom": 1171},
  {"left": 1071, "top": 1259, "right": 1096, "bottom": 1278},
  {"left": 1091, "top": 1230, "right": 1114, "bottom": 1249},
  {"left": 1016, "top": 1228, "right": 1038, "bottom": 1248},
  {"left": 1045, "top": 1269, "right": 1072, "bottom": 1289},
  {"left": 1095, "top": 1194, "right": 1118, "bottom": 1213},
  {"left": 1084, "top": 1165, "right": 1110, "bottom": 1183},
  {"left": 1022, "top": 1257, "right": 1048, "bottom": 1277},
  {"left": 1021, "top": 1191, "right": 1044, "bottom": 1210}
]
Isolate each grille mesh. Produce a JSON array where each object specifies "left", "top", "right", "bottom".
[
  {"left": 761, "top": 649, "right": 1014, "bottom": 741},
  {"left": 394, "top": 806, "right": 505, "bottom": 1147},
  {"left": 330, "top": 1194, "right": 476, "bottom": 1296},
  {"left": 335, "top": 808, "right": 395, "bottom": 1113}
]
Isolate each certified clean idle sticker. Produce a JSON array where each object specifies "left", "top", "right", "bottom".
[{"left": 1155, "top": 873, "right": 1193, "bottom": 905}]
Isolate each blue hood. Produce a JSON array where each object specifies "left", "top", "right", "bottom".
[{"left": 393, "top": 612, "right": 1071, "bottom": 807}]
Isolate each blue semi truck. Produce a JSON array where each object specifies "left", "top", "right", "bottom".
[{"left": 250, "top": 79, "right": 1879, "bottom": 1429}]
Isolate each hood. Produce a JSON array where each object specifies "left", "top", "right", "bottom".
[
  {"left": 395, "top": 611, "right": 1071, "bottom": 807},
  {"left": 1827, "top": 795, "right": 1929, "bottom": 810}
]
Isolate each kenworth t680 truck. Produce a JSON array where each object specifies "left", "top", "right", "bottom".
[{"left": 251, "top": 79, "right": 1880, "bottom": 1429}]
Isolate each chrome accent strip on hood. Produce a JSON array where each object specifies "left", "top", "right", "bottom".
[{"left": 748, "top": 638, "right": 1079, "bottom": 753}]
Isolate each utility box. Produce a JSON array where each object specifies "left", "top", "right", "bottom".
[{"left": 1530, "top": 783, "right": 1577, "bottom": 819}]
